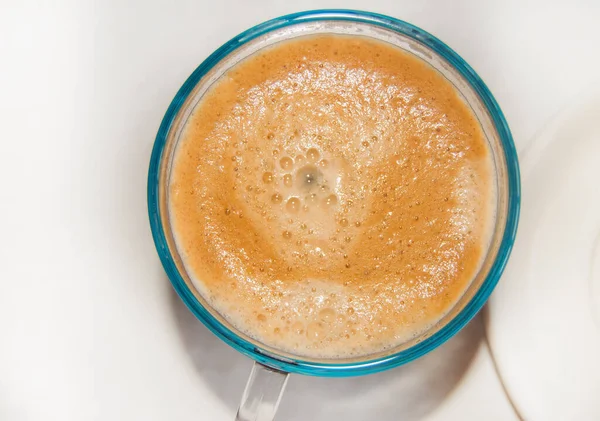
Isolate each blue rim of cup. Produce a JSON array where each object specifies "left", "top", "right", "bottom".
[{"left": 147, "top": 9, "right": 521, "bottom": 377}]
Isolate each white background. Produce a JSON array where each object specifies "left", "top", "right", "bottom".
[{"left": 1, "top": 0, "right": 599, "bottom": 420}]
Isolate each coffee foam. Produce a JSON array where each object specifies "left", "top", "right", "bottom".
[{"left": 169, "top": 35, "right": 496, "bottom": 358}]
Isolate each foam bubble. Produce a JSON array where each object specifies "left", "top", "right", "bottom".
[
  {"left": 280, "top": 156, "right": 293, "bottom": 170},
  {"left": 262, "top": 172, "right": 274, "bottom": 184},
  {"left": 296, "top": 165, "right": 321, "bottom": 188},
  {"left": 286, "top": 197, "right": 301, "bottom": 213},
  {"left": 271, "top": 193, "right": 282, "bottom": 204},
  {"left": 323, "top": 194, "right": 338, "bottom": 207},
  {"left": 307, "top": 148, "right": 320, "bottom": 163}
]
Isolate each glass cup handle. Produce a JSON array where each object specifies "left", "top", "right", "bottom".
[{"left": 235, "top": 362, "right": 289, "bottom": 421}]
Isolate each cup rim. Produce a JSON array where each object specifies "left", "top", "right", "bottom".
[{"left": 147, "top": 9, "right": 521, "bottom": 376}]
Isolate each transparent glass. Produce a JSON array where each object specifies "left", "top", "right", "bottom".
[
  {"left": 236, "top": 363, "right": 289, "bottom": 421},
  {"left": 147, "top": 9, "right": 520, "bottom": 420}
]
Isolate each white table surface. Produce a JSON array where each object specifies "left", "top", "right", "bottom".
[{"left": 1, "top": 0, "right": 598, "bottom": 419}]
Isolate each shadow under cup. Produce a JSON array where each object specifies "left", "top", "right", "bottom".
[{"left": 148, "top": 9, "right": 519, "bottom": 382}]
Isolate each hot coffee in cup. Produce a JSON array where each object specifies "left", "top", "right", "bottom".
[
  {"left": 169, "top": 35, "right": 495, "bottom": 358},
  {"left": 149, "top": 11, "right": 519, "bottom": 421}
]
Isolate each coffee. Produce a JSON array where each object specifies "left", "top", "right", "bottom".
[{"left": 169, "top": 35, "right": 495, "bottom": 358}]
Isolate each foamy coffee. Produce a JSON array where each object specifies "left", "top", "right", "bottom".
[{"left": 169, "top": 35, "right": 495, "bottom": 358}]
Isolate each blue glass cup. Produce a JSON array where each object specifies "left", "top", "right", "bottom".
[{"left": 148, "top": 10, "right": 520, "bottom": 420}]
